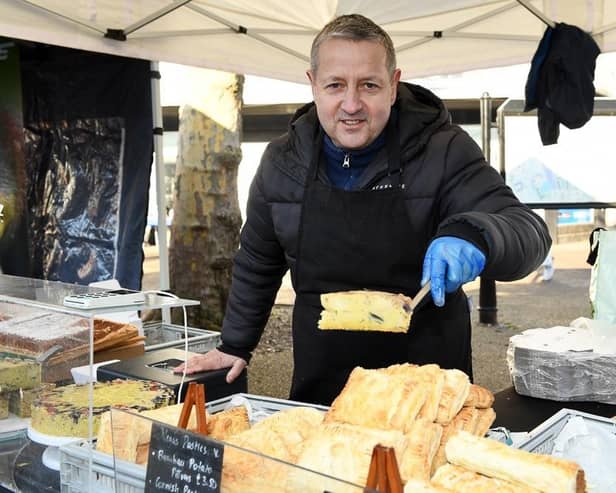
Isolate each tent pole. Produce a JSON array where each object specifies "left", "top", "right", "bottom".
[
  {"left": 516, "top": 0, "right": 555, "bottom": 28},
  {"left": 151, "top": 61, "right": 171, "bottom": 322}
]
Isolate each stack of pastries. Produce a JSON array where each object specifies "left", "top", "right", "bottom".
[
  {"left": 220, "top": 363, "right": 585, "bottom": 493},
  {"left": 95, "top": 363, "right": 586, "bottom": 493}
]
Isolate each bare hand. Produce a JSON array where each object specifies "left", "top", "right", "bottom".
[{"left": 173, "top": 348, "right": 247, "bottom": 384}]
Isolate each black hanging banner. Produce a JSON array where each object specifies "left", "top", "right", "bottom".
[
  {"left": 18, "top": 42, "right": 153, "bottom": 289},
  {"left": 145, "top": 422, "right": 224, "bottom": 493}
]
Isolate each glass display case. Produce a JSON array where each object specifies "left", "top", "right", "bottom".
[
  {"left": 0, "top": 274, "right": 199, "bottom": 492},
  {"left": 95, "top": 406, "right": 375, "bottom": 493}
]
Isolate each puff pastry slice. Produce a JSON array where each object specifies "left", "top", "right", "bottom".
[
  {"left": 435, "top": 369, "right": 471, "bottom": 424},
  {"left": 463, "top": 384, "right": 495, "bottom": 409},
  {"left": 326, "top": 367, "right": 427, "bottom": 432},
  {"left": 432, "top": 463, "right": 542, "bottom": 493},
  {"left": 473, "top": 407, "right": 496, "bottom": 437},
  {"left": 403, "top": 479, "right": 455, "bottom": 493},
  {"left": 290, "top": 423, "right": 407, "bottom": 492},
  {"left": 445, "top": 431, "right": 585, "bottom": 493},
  {"left": 399, "top": 418, "right": 443, "bottom": 481}
]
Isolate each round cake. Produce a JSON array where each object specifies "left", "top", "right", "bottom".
[{"left": 31, "top": 379, "right": 174, "bottom": 437}]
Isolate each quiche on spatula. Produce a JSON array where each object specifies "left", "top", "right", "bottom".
[{"left": 318, "top": 282, "right": 431, "bottom": 333}]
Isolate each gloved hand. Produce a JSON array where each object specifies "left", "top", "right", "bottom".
[{"left": 421, "top": 236, "right": 486, "bottom": 307}]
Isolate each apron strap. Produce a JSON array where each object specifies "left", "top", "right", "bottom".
[
  {"left": 385, "top": 111, "right": 402, "bottom": 188},
  {"left": 310, "top": 127, "right": 324, "bottom": 181}
]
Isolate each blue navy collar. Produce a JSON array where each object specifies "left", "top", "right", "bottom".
[{"left": 322, "top": 130, "right": 386, "bottom": 169}]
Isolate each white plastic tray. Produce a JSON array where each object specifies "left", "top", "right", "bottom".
[{"left": 516, "top": 408, "right": 616, "bottom": 455}]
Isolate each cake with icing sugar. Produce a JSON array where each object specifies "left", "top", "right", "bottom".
[{"left": 0, "top": 305, "right": 90, "bottom": 354}]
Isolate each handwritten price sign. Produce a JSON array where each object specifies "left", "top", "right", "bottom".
[{"left": 145, "top": 422, "right": 224, "bottom": 493}]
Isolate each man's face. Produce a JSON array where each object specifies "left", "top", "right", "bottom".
[{"left": 307, "top": 38, "right": 401, "bottom": 150}]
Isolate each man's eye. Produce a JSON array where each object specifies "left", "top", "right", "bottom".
[
  {"left": 364, "top": 82, "right": 378, "bottom": 89},
  {"left": 326, "top": 83, "right": 341, "bottom": 90}
]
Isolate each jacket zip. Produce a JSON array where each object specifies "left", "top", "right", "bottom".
[{"left": 342, "top": 153, "right": 350, "bottom": 168}]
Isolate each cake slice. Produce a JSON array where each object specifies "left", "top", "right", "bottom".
[
  {"left": 8, "top": 384, "right": 54, "bottom": 418},
  {"left": 0, "top": 357, "right": 41, "bottom": 391},
  {"left": 0, "top": 393, "right": 8, "bottom": 419},
  {"left": 319, "top": 290, "right": 413, "bottom": 332}
]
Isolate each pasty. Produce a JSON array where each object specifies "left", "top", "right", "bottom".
[
  {"left": 435, "top": 369, "right": 470, "bottom": 424},
  {"left": 325, "top": 366, "right": 427, "bottom": 432},
  {"left": 445, "top": 431, "right": 585, "bottom": 493},
  {"left": 432, "top": 463, "right": 541, "bottom": 493},
  {"left": 463, "top": 384, "right": 494, "bottom": 409}
]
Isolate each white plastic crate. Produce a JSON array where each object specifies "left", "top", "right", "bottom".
[
  {"left": 516, "top": 408, "right": 616, "bottom": 455},
  {"left": 142, "top": 321, "right": 220, "bottom": 353},
  {"left": 60, "top": 440, "right": 145, "bottom": 493},
  {"left": 59, "top": 394, "right": 328, "bottom": 492}
]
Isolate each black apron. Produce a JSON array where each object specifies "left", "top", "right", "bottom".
[{"left": 291, "top": 120, "right": 471, "bottom": 406}]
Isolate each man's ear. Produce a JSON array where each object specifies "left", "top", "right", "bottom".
[
  {"left": 306, "top": 70, "right": 315, "bottom": 85},
  {"left": 390, "top": 68, "right": 402, "bottom": 105},
  {"left": 306, "top": 70, "right": 317, "bottom": 98}
]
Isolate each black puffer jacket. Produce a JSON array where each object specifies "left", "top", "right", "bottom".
[{"left": 219, "top": 82, "right": 551, "bottom": 360}]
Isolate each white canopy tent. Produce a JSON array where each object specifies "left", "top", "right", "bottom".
[
  {"left": 1, "top": 0, "right": 614, "bottom": 291},
  {"left": 1, "top": 0, "right": 615, "bottom": 82}
]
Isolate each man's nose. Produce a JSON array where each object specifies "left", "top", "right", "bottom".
[{"left": 341, "top": 87, "right": 362, "bottom": 114}]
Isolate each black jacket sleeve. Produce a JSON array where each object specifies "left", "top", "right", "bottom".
[
  {"left": 218, "top": 162, "right": 288, "bottom": 361},
  {"left": 435, "top": 129, "right": 551, "bottom": 281}
]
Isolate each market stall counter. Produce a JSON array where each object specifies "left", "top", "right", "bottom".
[
  {"left": 1, "top": 387, "right": 610, "bottom": 492},
  {"left": 493, "top": 385, "right": 616, "bottom": 432}
]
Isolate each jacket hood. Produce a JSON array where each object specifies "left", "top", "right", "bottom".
[{"left": 395, "top": 82, "right": 450, "bottom": 160}]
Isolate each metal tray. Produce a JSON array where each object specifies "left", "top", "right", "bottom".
[{"left": 142, "top": 321, "right": 220, "bottom": 353}]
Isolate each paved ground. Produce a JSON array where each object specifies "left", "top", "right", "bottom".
[{"left": 143, "top": 240, "right": 592, "bottom": 397}]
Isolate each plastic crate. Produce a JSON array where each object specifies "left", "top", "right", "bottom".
[
  {"left": 59, "top": 394, "right": 328, "bottom": 492},
  {"left": 60, "top": 440, "right": 146, "bottom": 493},
  {"left": 142, "top": 321, "right": 220, "bottom": 353},
  {"left": 516, "top": 408, "right": 616, "bottom": 455}
]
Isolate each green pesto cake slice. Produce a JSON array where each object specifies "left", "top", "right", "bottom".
[{"left": 0, "top": 357, "right": 41, "bottom": 391}]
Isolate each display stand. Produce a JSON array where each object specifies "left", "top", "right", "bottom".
[
  {"left": 26, "top": 427, "right": 79, "bottom": 471},
  {"left": 0, "top": 274, "right": 200, "bottom": 492},
  {"left": 12, "top": 439, "right": 60, "bottom": 493},
  {"left": 365, "top": 445, "right": 403, "bottom": 493}
]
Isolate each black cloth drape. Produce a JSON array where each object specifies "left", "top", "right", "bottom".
[{"left": 18, "top": 43, "right": 153, "bottom": 289}]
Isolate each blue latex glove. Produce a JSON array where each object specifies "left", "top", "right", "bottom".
[{"left": 421, "top": 236, "right": 486, "bottom": 307}]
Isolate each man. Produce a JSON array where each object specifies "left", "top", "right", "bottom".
[{"left": 175, "top": 14, "right": 551, "bottom": 405}]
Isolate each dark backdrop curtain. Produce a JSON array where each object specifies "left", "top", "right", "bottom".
[{"left": 17, "top": 43, "right": 152, "bottom": 289}]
